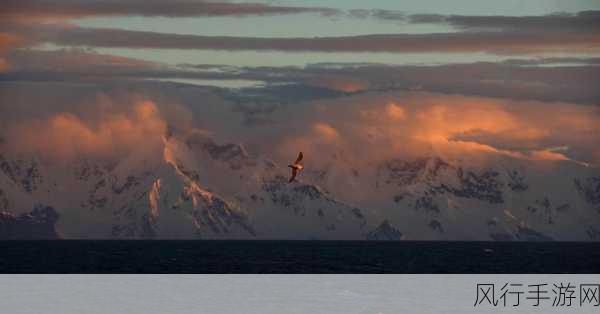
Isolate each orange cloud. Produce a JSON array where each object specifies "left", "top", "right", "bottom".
[
  {"left": 313, "top": 123, "right": 340, "bottom": 142},
  {"left": 0, "top": 32, "right": 26, "bottom": 72},
  {"left": 308, "top": 76, "right": 370, "bottom": 93},
  {"left": 385, "top": 102, "right": 407, "bottom": 120},
  {"left": 4, "top": 100, "right": 167, "bottom": 162},
  {"left": 276, "top": 92, "right": 600, "bottom": 167},
  {"left": 0, "top": 58, "right": 9, "bottom": 72},
  {"left": 527, "top": 150, "right": 570, "bottom": 162},
  {"left": 0, "top": 32, "right": 24, "bottom": 53},
  {"left": 412, "top": 100, "right": 519, "bottom": 143}
]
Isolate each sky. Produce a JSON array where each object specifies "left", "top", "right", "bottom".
[
  {"left": 62, "top": 0, "right": 600, "bottom": 67},
  {"left": 0, "top": 0, "right": 599, "bottom": 165}
]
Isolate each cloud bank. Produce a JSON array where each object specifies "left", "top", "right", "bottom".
[
  {"left": 1, "top": 80, "right": 598, "bottom": 172},
  {"left": 268, "top": 92, "right": 600, "bottom": 168},
  {"left": 407, "top": 11, "right": 600, "bottom": 33},
  {"left": 1, "top": 93, "right": 171, "bottom": 162},
  {"left": 7, "top": 49, "right": 599, "bottom": 104}
]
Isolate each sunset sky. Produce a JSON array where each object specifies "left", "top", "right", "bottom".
[{"left": 1, "top": 0, "right": 599, "bottom": 166}]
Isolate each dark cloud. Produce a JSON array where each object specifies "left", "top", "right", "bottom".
[
  {"left": 25, "top": 24, "right": 600, "bottom": 55},
  {"left": 2, "top": 70, "right": 600, "bottom": 166},
  {"left": 368, "top": 10, "right": 600, "bottom": 34},
  {"left": 6, "top": 48, "right": 161, "bottom": 72},
  {"left": 360, "top": 9, "right": 406, "bottom": 21},
  {"left": 1, "top": 0, "right": 336, "bottom": 20},
  {"left": 501, "top": 57, "right": 600, "bottom": 66},
  {"left": 2, "top": 5, "right": 598, "bottom": 61},
  {"left": 4, "top": 49, "right": 600, "bottom": 104},
  {"left": 409, "top": 11, "right": 600, "bottom": 33},
  {"left": 348, "top": 9, "right": 600, "bottom": 34}
]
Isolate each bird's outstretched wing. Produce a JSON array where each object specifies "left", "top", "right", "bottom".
[
  {"left": 289, "top": 168, "right": 298, "bottom": 182},
  {"left": 294, "top": 152, "right": 303, "bottom": 164}
]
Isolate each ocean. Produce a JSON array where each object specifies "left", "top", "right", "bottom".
[{"left": 0, "top": 240, "right": 598, "bottom": 273}]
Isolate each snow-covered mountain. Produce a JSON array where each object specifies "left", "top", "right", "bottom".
[
  {"left": 0, "top": 130, "right": 598, "bottom": 240},
  {"left": 0, "top": 130, "right": 367, "bottom": 239},
  {"left": 303, "top": 153, "right": 600, "bottom": 241}
]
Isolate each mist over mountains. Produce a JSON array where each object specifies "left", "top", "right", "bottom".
[{"left": 1, "top": 82, "right": 598, "bottom": 240}]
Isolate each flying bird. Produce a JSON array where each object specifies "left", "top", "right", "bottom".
[{"left": 288, "top": 152, "right": 304, "bottom": 182}]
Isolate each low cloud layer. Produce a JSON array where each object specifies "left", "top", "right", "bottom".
[
  {"left": 1, "top": 82, "right": 598, "bottom": 171},
  {"left": 269, "top": 92, "right": 600, "bottom": 168},
  {"left": 1, "top": 93, "right": 170, "bottom": 162},
  {"left": 6, "top": 49, "right": 599, "bottom": 104}
]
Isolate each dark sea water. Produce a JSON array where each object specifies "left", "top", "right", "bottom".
[{"left": 0, "top": 241, "right": 598, "bottom": 273}]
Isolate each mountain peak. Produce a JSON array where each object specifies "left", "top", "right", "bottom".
[{"left": 366, "top": 220, "right": 403, "bottom": 241}]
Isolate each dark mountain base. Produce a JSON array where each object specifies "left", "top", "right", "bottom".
[
  {"left": 0, "top": 241, "right": 598, "bottom": 273},
  {"left": 0, "top": 206, "right": 60, "bottom": 239}
]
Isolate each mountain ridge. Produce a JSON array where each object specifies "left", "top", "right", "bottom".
[{"left": 0, "top": 131, "right": 598, "bottom": 240}]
